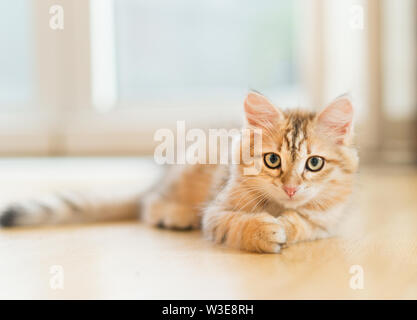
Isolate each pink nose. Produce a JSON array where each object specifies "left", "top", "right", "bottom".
[{"left": 283, "top": 186, "right": 297, "bottom": 198}]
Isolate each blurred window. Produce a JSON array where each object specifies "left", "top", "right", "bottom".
[
  {"left": 0, "top": 0, "right": 33, "bottom": 107},
  {"left": 382, "top": 0, "right": 417, "bottom": 120},
  {"left": 92, "top": 0, "right": 299, "bottom": 108}
]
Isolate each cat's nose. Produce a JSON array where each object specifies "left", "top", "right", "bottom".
[{"left": 283, "top": 185, "right": 297, "bottom": 198}]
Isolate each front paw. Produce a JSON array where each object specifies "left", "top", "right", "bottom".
[
  {"left": 209, "top": 213, "right": 288, "bottom": 253},
  {"left": 248, "top": 217, "right": 287, "bottom": 253}
]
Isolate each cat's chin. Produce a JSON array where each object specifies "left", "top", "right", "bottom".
[
  {"left": 275, "top": 195, "right": 311, "bottom": 209},
  {"left": 279, "top": 199, "right": 303, "bottom": 209}
]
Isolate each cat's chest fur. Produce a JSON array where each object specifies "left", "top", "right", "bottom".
[{"left": 262, "top": 200, "right": 287, "bottom": 217}]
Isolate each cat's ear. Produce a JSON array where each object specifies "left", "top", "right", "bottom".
[
  {"left": 244, "top": 92, "right": 283, "bottom": 127},
  {"left": 316, "top": 95, "right": 354, "bottom": 145}
]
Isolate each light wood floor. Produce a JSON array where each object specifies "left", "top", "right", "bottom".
[{"left": 0, "top": 158, "right": 416, "bottom": 299}]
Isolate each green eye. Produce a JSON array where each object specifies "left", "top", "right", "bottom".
[
  {"left": 306, "top": 156, "right": 325, "bottom": 172},
  {"left": 264, "top": 153, "right": 281, "bottom": 169}
]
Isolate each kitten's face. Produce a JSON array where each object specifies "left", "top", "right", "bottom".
[{"left": 239, "top": 93, "right": 358, "bottom": 210}]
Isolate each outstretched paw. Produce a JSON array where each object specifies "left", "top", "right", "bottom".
[{"left": 253, "top": 219, "right": 287, "bottom": 253}]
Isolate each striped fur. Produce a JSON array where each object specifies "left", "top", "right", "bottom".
[
  {"left": 0, "top": 92, "right": 358, "bottom": 254},
  {"left": 0, "top": 190, "right": 141, "bottom": 227}
]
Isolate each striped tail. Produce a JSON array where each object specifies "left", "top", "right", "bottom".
[{"left": 0, "top": 189, "right": 142, "bottom": 228}]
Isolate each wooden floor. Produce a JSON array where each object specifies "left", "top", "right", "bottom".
[{"left": 0, "top": 158, "right": 416, "bottom": 299}]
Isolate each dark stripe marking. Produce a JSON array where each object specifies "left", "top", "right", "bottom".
[{"left": 56, "top": 194, "right": 83, "bottom": 213}]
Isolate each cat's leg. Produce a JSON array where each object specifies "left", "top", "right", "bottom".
[
  {"left": 202, "top": 209, "right": 330, "bottom": 253},
  {"left": 275, "top": 210, "right": 330, "bottom": 244},
  {"left": 140, "top": 164, "right": 220, "bottom": 230},
  {"left": 202, "top": 210, "right": 287, "bottom": 253},
  {"left": 141, "top": 194, "right": 200, "bottom": 230}
]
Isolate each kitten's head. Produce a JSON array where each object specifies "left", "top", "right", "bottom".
[{"left": 237, "top": 92, "right": 358, "bottom": 210}]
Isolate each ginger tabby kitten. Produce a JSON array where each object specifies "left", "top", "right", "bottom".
[{"left": 0, "top": 92, "right": 358, "bottom": 253}]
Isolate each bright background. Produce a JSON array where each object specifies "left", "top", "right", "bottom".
[{"left": 0, "top": 0, "right": 416, "bottom": 165}]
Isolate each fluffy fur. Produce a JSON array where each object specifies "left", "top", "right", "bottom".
[{"left": 0, "top": 92, "right": 358, "bottom": 253}]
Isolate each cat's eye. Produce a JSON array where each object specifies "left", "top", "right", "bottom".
[
  {"left": 306, "top": 156, "right": 325, "bottom": 172},
  {"left": 264, "top": 153, "right": 281, "bottom": 169}
]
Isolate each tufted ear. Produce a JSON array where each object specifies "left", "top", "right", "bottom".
[
  {"left": 243, "top": 92, "right": 283, "bottom": 128},
  {"left": 317, "top": 95, "right": 354, "bottom": 145}
]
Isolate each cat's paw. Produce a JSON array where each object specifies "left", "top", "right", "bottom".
[
  {"left": 204, "top": 212, "right": 287, "bottom": 253},
  {"left": 249, "top": 218, "right": 287, "bottom": 253}
]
